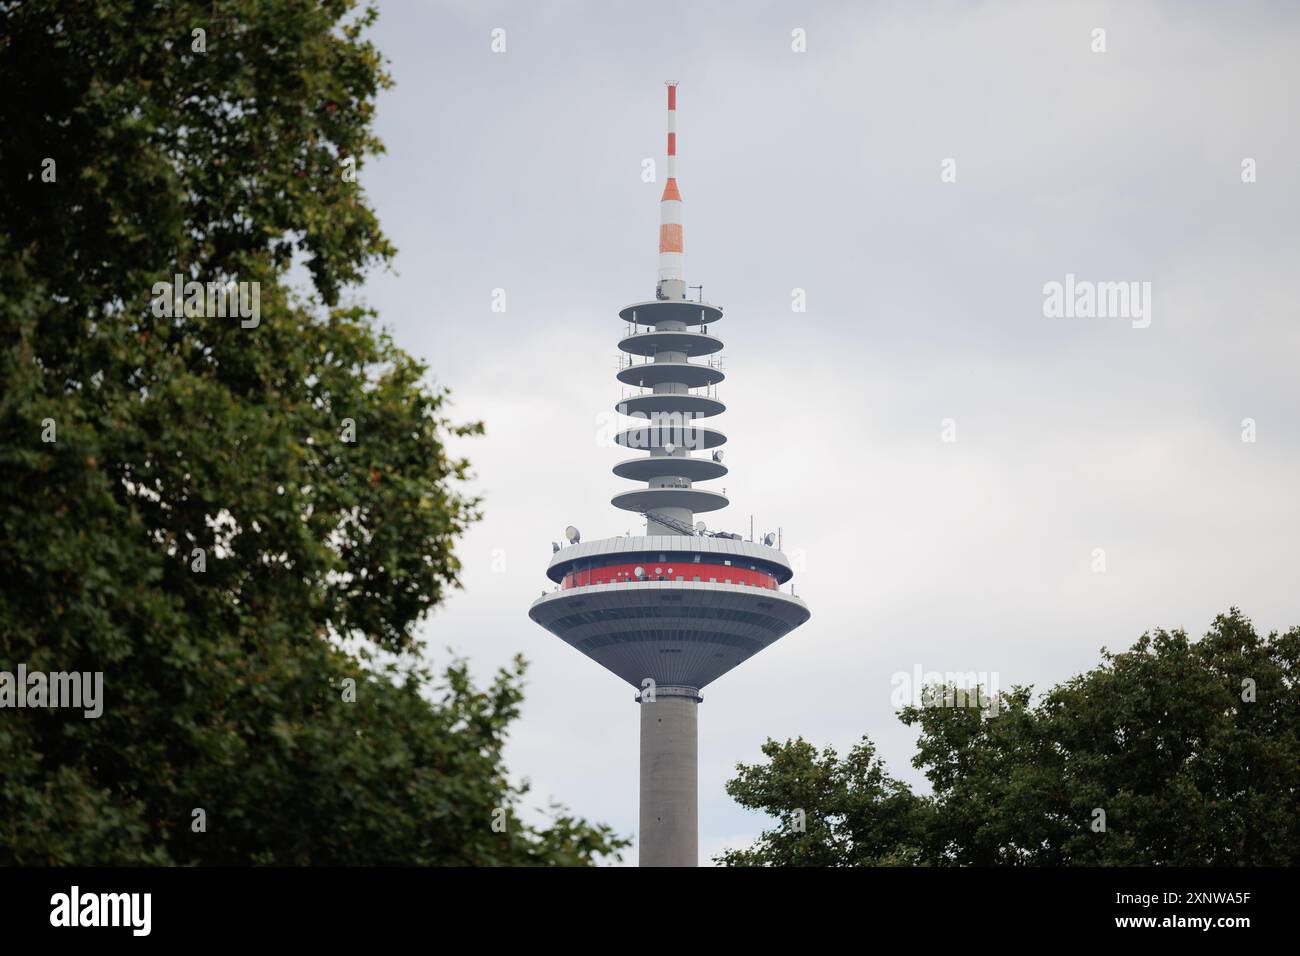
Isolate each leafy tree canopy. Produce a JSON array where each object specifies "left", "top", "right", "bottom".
[
  {"left": 0, "top": 1, "right": 625, "bottom": 864},
  {"left": 718, "top": 610, "right": 1299, "bottom": 866}
]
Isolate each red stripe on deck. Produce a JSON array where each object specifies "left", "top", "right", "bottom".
[{"left": 563, "top": 562, "right": 777, "bottom": 590}]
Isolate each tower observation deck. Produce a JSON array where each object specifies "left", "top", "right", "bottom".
[{"left": 528, "top": 83, "right": 810, "bottom": 867}]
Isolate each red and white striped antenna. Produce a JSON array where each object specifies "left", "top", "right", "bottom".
[{"left": 657, "top": 81, "right": 684, "bottom": 300}]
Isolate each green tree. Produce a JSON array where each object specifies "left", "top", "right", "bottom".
[
  {"left": 715, "top": 736, "right": 931, "bottom": 867},
  {"left": 718, "top": 610, "right": 1300, "bottom": 866},
  {"left": 0, "top": 1, "right": 625, "bottom": 864}
]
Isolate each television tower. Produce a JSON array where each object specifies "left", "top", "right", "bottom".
[{"left": 529, "top": 84, "right": 810, "bottom": 867}]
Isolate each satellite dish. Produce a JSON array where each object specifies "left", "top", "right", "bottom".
[
  {"left": 712, "top": 450, "right": 723, "bottom": 463},
  {"left": 633, "top": 566, "right": 645, "bottom": 579},
  {"left": 565, "top": 525, "right": 580, "bottom": 544},
  {"left": 663, "top": 442, "right": 676, "bottom": 455},
  {"left": 763, "top": 532, "right": 776, "bottom": 547},
  {"left": 694, "top": 521, "right": 706, "bottom": 534},
  {"left": 551, "top": 541, "right": 561, "bottom": 553}
]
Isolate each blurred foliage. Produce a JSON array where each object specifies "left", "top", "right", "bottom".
[
  {"left": 718, "top": 610, "right": 1300, "bottom": 866},
  {"left": 0, "top": 1, "right": 625, "bottom": 865}
]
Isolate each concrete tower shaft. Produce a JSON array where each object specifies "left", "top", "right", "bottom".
[{"left": 639, "top": 685, "right": 699, "bottom": 867}]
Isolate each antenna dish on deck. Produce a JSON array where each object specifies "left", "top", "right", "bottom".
[
  {"left": 694, "top": 521, "right": 706, "bottom": 534},
  {"left": 712, "top": 450, "right": 723, "bottom": 462},
  {"left": 565, "top": 525, "right": 581, "bottom": 544},
  {"left": 551, "top": 541, "right": 561, "bottom": 553},
  {"left": 762, "top": 532, "right": 776, "bottom": 547}
]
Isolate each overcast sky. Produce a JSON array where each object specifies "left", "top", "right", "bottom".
[{"left": 352, "top": 1, "right": 1300, "bottom": 864}]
